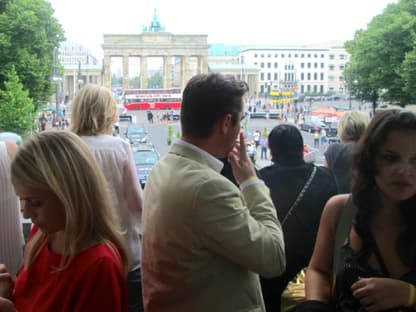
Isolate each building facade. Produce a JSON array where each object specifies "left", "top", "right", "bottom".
[{"left": 58, "top": 42, "right": 102, "bottom": 101}]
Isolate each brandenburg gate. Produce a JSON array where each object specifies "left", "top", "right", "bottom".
[{"left": 101, "top": 14, "right": 209, "bottom": 90}]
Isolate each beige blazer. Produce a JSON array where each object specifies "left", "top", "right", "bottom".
[{"left": 142, "top": 143, "right": 285, "bottom": 312}]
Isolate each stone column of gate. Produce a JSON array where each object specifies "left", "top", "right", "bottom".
[
  {"left": 163, "top": 55, "right": 171, "bottom": 88},
  {"left": 122, "top": 55, "right": 129, "bottom": 90},
  {"left": 181, "top": 55, "right": 189, "bottom": 88},
  {"left": 198, "top": 56, "right": 208, "bottom": 74},
  {"left": 103, "top": 55, "right": 111, "bottom": 89},
  {"left": 140, "top": 56, "right": 148, "bottom": 88}
]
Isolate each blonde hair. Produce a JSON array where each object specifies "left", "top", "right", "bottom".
[
  {"left": 70, "top": 84, "right": 117, "bottom": 135},
  {"left": 11, "top": 131, "right": 129, "bottom": 273},
  {"left": 338, "top": 110, "right": 370, "bottom": 143}
]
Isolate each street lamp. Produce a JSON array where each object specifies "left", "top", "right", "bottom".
[{"left": 52, "top": 47, "right": 62, "bottom": 119}]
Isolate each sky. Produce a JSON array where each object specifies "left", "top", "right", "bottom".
[{"left": 48, "top": 0, "right": 398, "bottom": 60}]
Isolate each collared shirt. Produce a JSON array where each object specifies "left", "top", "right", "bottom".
[
  {"left": 176, "top": 139, "right": 263, "bottom": 191},
  {"left": 176, "top": 139, "right": 224, "bottom": 173}
]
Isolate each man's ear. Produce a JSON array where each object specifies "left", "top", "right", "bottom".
[{"left": 218, "top": 114, "right": 232, "bottom": 135}]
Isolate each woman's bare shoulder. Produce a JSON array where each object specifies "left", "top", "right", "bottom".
[
  {"left": 5, "top": 141, "right": 18, "bottom": 159},
  {"left": 321, "top": 194, "right": 351, "bottom": 229}
]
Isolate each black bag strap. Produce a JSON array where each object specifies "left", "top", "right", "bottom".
[
  {"left": 282, "top": 165, "right": 317, "bottom": 225},
  {"left": 333, "top": 195, "right": 357, "bottom": 274}
]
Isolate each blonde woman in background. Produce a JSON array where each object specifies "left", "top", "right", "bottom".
[
  {"left": 70, "top": 84, "right": 144, "bottom": 312},
  {"left": 0, "top": 131, "right": 128, "bottom": 311},
  {"left": 324, "top": 110, "right": 370, "bottom": 193},
  {"left": 0, "top": 140, "right": 23, "bottom": 277}
]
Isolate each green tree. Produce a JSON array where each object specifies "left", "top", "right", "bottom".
[
  {"left": 129, "top": 76, "right": 140, "bottom": 88},
  {"left": 0, "top": 0, "right": 64, "bottom": 105},
  {"left": 148, "top": 72, "right": 163, "bottom": 88},
  {"left": 0, "top": 67, "right": 35, "bottom": 135},
  {"left": 111, "top": 74, "right": 122, "bottom": 88},
  {"left": 401, "top": 49, "right": 416, "bottom": 101},
  {"left": 345, "top": 0, "right": 416, "bottom": 106}
]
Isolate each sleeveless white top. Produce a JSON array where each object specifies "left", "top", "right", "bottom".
[
  {"left": 81, "top": 135, "right": 143, "bottom": 271},
  {"left": 0, "top": 142, "right": 24, "bottom": 276}
]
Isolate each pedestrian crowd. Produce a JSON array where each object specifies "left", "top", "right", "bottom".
[{"left": 0, "top": 72, "right": 416, "bottom": 312}]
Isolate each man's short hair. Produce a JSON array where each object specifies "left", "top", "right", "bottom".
[
  {"left": 180, "top": 73, "right": 248, "bottom": 138},
  {"left": 268, "top": 124, "right": 304, "bottom": 164}
]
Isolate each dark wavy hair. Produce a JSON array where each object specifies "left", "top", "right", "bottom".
[{"left": 351, "top": 109, "right": 416, "bottom": 267}]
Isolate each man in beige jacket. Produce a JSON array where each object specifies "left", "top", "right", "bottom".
[{"left": 142, "top": 72, "right": 285, "bottom": 312}]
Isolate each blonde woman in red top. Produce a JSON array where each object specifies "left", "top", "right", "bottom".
[{"left": 0, "top": 131, "right": 129, "bottom": 312}]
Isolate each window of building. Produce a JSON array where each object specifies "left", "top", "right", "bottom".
[
  {"left": 260, "top": 73, "right": 264, "bottom": 80},
  {"left": 301, "top": 85, "right": 305, "bottom": 93},
  {"left": 267, "top": 54, "right": 271, "bottom": 58},
  {"left": 301, "top": 73, "right": 305, "bottom": 80},
  {"left": 340, "top": 54, "right": 345, "bottom": 60},
  {"left": 307, "top": 63, "right": 311, "bottom": 68},
  {"left": 320, "top": 73, "right": 324, "bottom": 80},
  {"left": 288, "top": 53, "right": 292, "bottom": 58},
  {"left": 267, "top": 73, "right": 271, "bottom": 80},
  {"left": 294, "top": 54, "right": 298, "bottom": 58},
  {"left": 307, "top": 54, "right": 311, "bottom": 58},
  {"left": 314, "top": 73, "right": 318, "bottom": 80},
  {"left": 339, "top": 65, "right": 345, "bottom": 70},
  {"left": 313, "top": 85, "right": 317, "bottom": 93},
  {"left": 301, "top": 62, "right": 305, "bottom": 68},
  {"left": 274, "top": 72, "right": 278, "bottom": 80},
  {"left": 329, "top": 54, "right": 335, "bottom": 60},
  {"left": 274, "top": 53, "right": 278, "bottom": 57},
  {"left": 329, "top": 75, "right": 335, "bottom": 81},
  {"left": 339, "top": 76, "right": 344, "bottom": 81},
  {"left": 301, "top": 54, "right": 305, "bottom": 58},
  {"left": 274, "top": 62, "right": 278, "bottom": 68},
  {"left": 254, "top": 54, "right": 258, "bottom": 58},
  {"left": 307, "top": 85, "right": 311, "bottom": 92},
  {"left": 321, "top": 54, "right": 325, "bottom": 58},
  {"left": 261, "top": 62, "right": 264, "bottom": 68},
  {"left": 281, "top": 53, "right": 285, "bottom": 58},
  {"left": 314, "top": 54, "right": 318, "bottom": 58},
  {"left": 307, "top": 73, "right": 311, "bottom": 80},
  {"left": 261, "top": 54, "right": 264, "bottom": 58},
  {"left": 254, "top": 62, "right": 258, "bottom": 66},
  {"left": 267, "top": 62, "right": 271, "bottom": 68},
  {"left": 329, "top": 65, "right": 335, "bottom": 70},
  {"left": 320, "top": 62, "right": 324, "bottom": 68},
  {"left": 314, "top": 63, "right": 318, "bottom": 68}
]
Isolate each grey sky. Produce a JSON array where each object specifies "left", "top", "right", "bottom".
[{"left": 48, "top": 0, "right": 397, "bottom": 60}]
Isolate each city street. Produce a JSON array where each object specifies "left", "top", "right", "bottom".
[{"left": 118, "top": 98, "right": 364, "bottom": 169}]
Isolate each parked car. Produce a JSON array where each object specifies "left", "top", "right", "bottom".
[
  {"left": 300, "top": 120, "right": 327, "bottom": 133},
  {"left": 125, "top": 124, "right": 148, "bottom": 144},
  {"left": 325, "top": 121, "right": 339, "bottom": 137},
  {"left": 132, "top": 144, "right": 160, "bottom": 188}
]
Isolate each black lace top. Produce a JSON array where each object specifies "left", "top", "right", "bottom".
[{"left": 333, "top": 235, "right": 416, "bottom": 311}]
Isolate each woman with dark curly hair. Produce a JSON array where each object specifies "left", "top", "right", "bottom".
[{"left": 301, "top": 109, "right": 416, "bottom": 312}]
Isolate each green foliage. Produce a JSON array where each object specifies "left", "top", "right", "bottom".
[
  {"left": 148, "top": 72, "right": 163, "bottom": 88},
  {"left": 0, "top": 67, "right": 35, "bottom": 135},
  {"left": 129, "top": 76, "right": 140, "bottom": 88},
  {"left": 111, "top": 74, "right": 122, "bottom": 87},
  {"left": 401, "top": 49, "right": 416, "bottom": 100},
  {"left": 345, "top": 0, "right": 416, "bottom": 106},
  {"left": 0, "top": 0, "right": 64, "bottom": 104}
]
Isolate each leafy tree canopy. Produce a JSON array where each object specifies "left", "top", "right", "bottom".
[
  {"left": 345, "top": 0, "right": 416, "bottom": 106},
  {"left": 0, "top": 66, "right": 35, "bottom": 135},
  {"left": 0, "top": 0, "right": 65, "bottom": 104}
]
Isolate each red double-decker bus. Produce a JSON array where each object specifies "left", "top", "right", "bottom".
[{"left": 122, "top": 88, "right": 182, "bottom": 110}]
